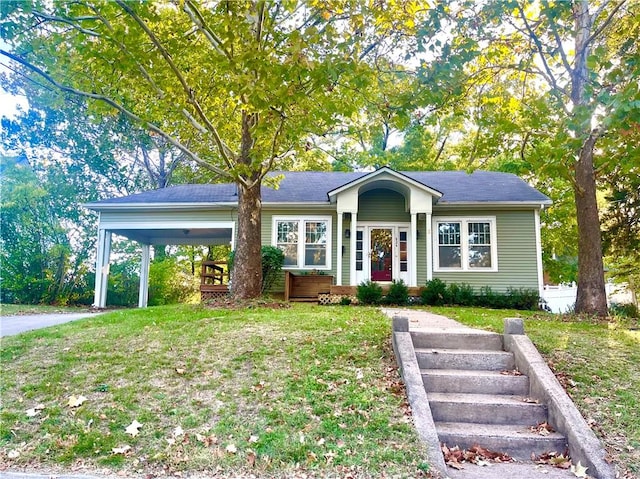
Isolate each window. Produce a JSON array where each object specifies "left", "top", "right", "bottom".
[
  {"left": 273, "top": 217, "right": 331, "bottom": 269},
  {"left": 434, "top": 218, "right": 497, "bottom": 271}
]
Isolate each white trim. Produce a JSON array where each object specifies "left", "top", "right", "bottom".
[
  {"left": 336, "top": 213, "right": 343, "bottom": 285},
  {"left": 534, "top": 209, "right": 544, "bottom": 297},
  {"left": 432, "top": 216, "right": 498, "bottom": 272},
  {"left": 410, "top": 213, "right": 417, "bottom": 287},
  {"left": 426, "top": 213, "right": 433, "bottom": 281},
  {"left": 350, "top": 212, "right": 357, "bottom": 284},
  {"left": 93, "top": 228, "right": 112, "bottom": 308},
  {"left": 97, "top": 220, "right": 236, "bottom": 230},
  {"left": 272, "top": 215, "right": 333, "bottom": 270},
  {"left": 139, "top": 244, "right": 151, "bottom": 308}
]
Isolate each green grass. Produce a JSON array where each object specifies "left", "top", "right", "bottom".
[
  {"left": 0, "top": 304, "right": 428, "bottom": 478},
  {"left": 0, "top": 304, "right": 92, "bottom": 316},
  {"left": 427, "top": 306, "right": 640, "bottom": 477}
]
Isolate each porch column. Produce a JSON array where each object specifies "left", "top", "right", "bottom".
[
  {"left": 336, "top": 212, "right": 343, "bottom": 286},
  {"left": 426, "top": 213, "right": 433, "bottom": 281},
  {"left": 410, "top": 213, "right": 417, "bottom": 286},
  {"left": 94, "top": 228, "right": 112, "bottom": 308},
  {"left": 350, "top": 211, "right": 357, "bottom": 285},
  {"left": 138, "top": 243, "right": 151, "bottom": 308}
]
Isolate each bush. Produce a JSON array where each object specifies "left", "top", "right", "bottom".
[
  {"left": 385, "top": 279, "right": 409, "bottom": 305},
  {"left": 148, "top": 257, "right": 198, "bottom": 306},
  {"left": 448, "top": 282, "right": 475, "bottom": 306},
  {"left": 505, "top": 287, "right": 540, "bottom": 311},
  {"left": 357, "top": 280, "right": 383, "bottom": 305},
  {"left": 610, "top": 302, "right": 639, "bottom": 319},
  {"left": 421, "top": 278, "right": 450, "bottom": 306}
]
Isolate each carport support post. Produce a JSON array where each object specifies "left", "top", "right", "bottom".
[
  {"left": 138, "top": 244, "right": 151, "bottom": 308},
  {"left": 94, "top": 229, "right": 112, "bottom": 308}
]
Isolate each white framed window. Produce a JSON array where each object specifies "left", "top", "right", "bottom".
[
  {"left": 273, "top": 216, "right": 332, "bottom": 269},
  {"left": 433, "top": 217, "right": 497, "bottom": 272}
]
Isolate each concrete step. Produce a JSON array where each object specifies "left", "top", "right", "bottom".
[
  {"left": 436, "top": 421, "right": 568, "bottom": 461},
  {"left": 428, "top": 392, "right": 548, "bottom": 425},
  {"left": 411, "top": 331, "right": 503, "bottom": 351},
  {"left": 415, "top": 348, "right": 515, "bottom": 371},
  {"left": 422, "top": 368, "right": 529, "bottom": 395}
]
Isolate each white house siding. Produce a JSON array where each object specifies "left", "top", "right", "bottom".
[{"left": 432, "top": 209, "right": 540, "bottom": 293}]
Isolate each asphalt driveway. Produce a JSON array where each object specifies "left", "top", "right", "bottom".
[{"left": 0, "top": 312, "right": 105, "bottom": 337}]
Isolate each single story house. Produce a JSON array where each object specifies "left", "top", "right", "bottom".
[{"left": 86, "top": 167, "right": 552, "bottom": 307}]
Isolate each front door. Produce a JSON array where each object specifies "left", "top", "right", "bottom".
[{"left": 370, "top": 228, "right": 393, "bottom": 281}]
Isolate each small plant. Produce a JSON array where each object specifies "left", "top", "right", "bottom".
[
  {"left": 505, "top": 287, "right": 540, "bottom": 310},
  {"left": 421, "top": 278, "right": 450, "bottom": 306},
  {"left": 448, "top": 282, "right": 475, "bottom": 306},
  {"left": 610, "top": 302, "right": 639, "bottom": 319},
  {"left": 339, "top": 296, "right": 352, "bottom": 306},
  {"left": 357, "top": 280, "right": 383, "bottom": 305},
  {"left": 385, "top": 279, "right": 409, "bottom": 305}
]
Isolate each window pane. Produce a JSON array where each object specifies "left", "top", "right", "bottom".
[
  {"left": 304, "top": 221, "right": 327, "bottom": 267},
  {"left": 468, "top": 222, "right": 491, "bottom": 268},
  {"left": 469, "top": 246, "right": 492, "bottom": 268},
  {"left": 277, "top": 221, "right": 298, "bottom": 266},
  {"left": 439, "top": 246, "right": 461, "bottom": 268},
  {"left": 438, "top": 222, "right": 461, "bottom": 245}
]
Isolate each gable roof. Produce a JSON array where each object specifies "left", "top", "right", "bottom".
[{"left": 86, "top": 169, "right": 551, "bottom": 210}]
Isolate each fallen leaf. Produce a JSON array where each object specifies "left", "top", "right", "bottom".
[
  {"left": 317, "top": 437, "right": 325, "bottom": 446},
  {"left": 175, "top": 368, "right": 186, "bottom": 375},
  {"left": 248, "top": 435, "right": 259, "bottom": 443},
  {"left": 247, "top": 450, "right": 256, "bottom": 467},
  {"left": 125, "top": 420, "right": 143, "bottom": 437},
  {"left": 7, "top": 450, "right": 20, "bottom": 459},
  {"left": 571, "top": 461, "right": 588, "bottom": 478},
  {"left": 112, "top": 445, "right": 131, "bottom": 454},
  {"left": 173, "top": 426, "right": 184, "bottom": 438},
  {"left": 26, "top": 408, "right": 39, "bottom": 417},
  {"left": 226, "top": 443, "right": 237, "bottom": 454},
  {"left": 67, "top": 395, "right": 87, "bottom": 408}
]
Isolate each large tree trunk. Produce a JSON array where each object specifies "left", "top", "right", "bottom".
[
  {"left": 571, "top": 0, "right": 608, "bottom": 316},
  {"left": 232, "top": 111, "right": 263, "bottom": 300},
  {"left": 573, "top": 136, "right": 608, "bottom": 316},
  {"left": 232, "top": 180, "right": 263, "bottom": 299}
]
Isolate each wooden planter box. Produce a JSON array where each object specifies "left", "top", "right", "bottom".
[{"left": 284, "top": 271, "right": 333, "bottom": 302}]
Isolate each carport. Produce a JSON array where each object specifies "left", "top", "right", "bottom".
[{"left": 85, "top": 185, "right": 238, "bottom": 308}]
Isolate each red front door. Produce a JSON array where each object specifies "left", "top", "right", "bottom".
[{"left": 370, "top": 228, "right": 393, "bottom": 281}]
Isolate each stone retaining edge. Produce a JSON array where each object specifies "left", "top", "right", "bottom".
[
  {"left": 503, "top": 318, "right": 615, "bottom": 479},
  {"left": 391, "top": 316, "right": 448, "bottom": 477}
]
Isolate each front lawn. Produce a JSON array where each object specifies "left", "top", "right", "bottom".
[
  {"left": 429, "top": 306, "right": 640, "bottom": 479},
  {"left": 0, "top": 304, "right": 428, "bottom": 478}
]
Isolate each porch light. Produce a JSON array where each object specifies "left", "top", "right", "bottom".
[{"left": 345, "top": 228, "right": 351, "bottom": 238}]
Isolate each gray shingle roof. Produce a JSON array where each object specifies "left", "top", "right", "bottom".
[{"left": 86, "top": 170, "right": 551, "bottom": 208}]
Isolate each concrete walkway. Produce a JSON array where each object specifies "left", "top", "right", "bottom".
[
  {"left": 383, "top": 308, "right": 579, "bottom": 479},
  {"left": 0, "top": 312, "right": 104, "bottom": 337}
]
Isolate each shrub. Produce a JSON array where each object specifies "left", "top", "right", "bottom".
[
  {"left": 448, "top": 282, "right": 475, "bottom": 306},
  {"left": 385, "top": 279, "right": 409, "bottom": 305},
  {"left": 421, "top": 278, "right": 449, "bottom": 306},
  {"left": 505, "top": 287, "right": 540, "bottom": 311},
  {"left": 340, "top": 296, "right": 352, "bottom": 306},
  {"left": 148, "top": 257, "right": 198, "bottom": 306},
  {"left": 610, "top": 302, "right": 639, "bottom": 319},
  {"left": 357, "top": 280, "right": 383, "bottom": 305}
]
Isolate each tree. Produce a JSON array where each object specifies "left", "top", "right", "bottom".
[
  {"left": 416, "top": 0, "right": 640, "bottom": 316},
  {"left": 1, "top": 1, "right": 429, "bottom": 299}
]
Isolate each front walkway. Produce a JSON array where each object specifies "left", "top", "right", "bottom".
[{"left": 0, "top": 312, "right": 104, "bottom": 337}]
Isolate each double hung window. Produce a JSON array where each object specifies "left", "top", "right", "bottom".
[
  {"left": 274, "top": 217, "right": 331, "bottom": 269},
  {"left": 434, "top": 218, "right": 497, "bottom": 271}
]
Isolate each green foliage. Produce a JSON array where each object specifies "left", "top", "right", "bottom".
[
  {"left": 106, "top": 260, "right": 139, "bottom": 307},
  {"left": 356, "top": 280, "right": 383, "bottom": 305},
  {"left": 609, "top": 303, "right": 639, "bottom": 319},
  {"left": 148, "top": 258, "right": 198, "bottom": 306},
  {"left": 384, "top": 279, "right": 409, "bottom": 305},
  {"left": 421, "top": 278, "right": 449, "bottom": 306},
  {"left": 228, "top": 246, "right": 284, "bottom": 294},
  {"left": 421, "top": 280, "right": 539, "bottom": 311}
]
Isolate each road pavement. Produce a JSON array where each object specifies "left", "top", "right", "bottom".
[{"left": 0, "top": 311, "right": 104, "bottom": 337}]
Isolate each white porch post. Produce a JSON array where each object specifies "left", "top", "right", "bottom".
[
  {"left": 350, "top": 212, "right": 357, "bottom": 285},
  {"left": 336, "top": 212, "right": 343, "bottom": 286},
  {"left": 426, "top": 213, "right": 433, "bottom": 281},
  {"left": 138, "top": 244, "right": 151, "bottom": 308},
  {"left": 410, "top": 213, "right": 418, "bottom": 287},
  {"left": 94, "top": 228, "right": 112, "bottom": 308}
]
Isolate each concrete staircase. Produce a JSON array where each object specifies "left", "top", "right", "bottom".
[{"left": 413, "top": 330, "right": 568, "bottom": 460}]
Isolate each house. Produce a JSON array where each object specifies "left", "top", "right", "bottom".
[{"left": 86, "top": 167, "right": 551, "bottom": 307}]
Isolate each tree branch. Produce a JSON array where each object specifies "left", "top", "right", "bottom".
[
  {"left": 587, "top": 0, "right": 627, "bottom": 47},
  {"left": 32, "top": 10, "right": 101, "bottom": 37},
  {"left": 114, "top": 0, "right": 235, "bottom": 169},
  {"left": 541, "top": 0, "right": 573, "bottom": 74},
  {"left": 0, "top": 48, "right": 230, "bottom": 179},
  {"left": 182, "top": 0, "right": 232, "bottom": 60}
]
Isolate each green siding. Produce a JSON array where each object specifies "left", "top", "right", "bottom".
[
  {"left": 416, "top": 215, "right": 427, "bottom": 285},
  {"left": 432, "top": 209, "right": 539, "bottom": 292},
  {"left": 358, "top": 189, "right": 410, "bottom": 222},
  {"left": 100, "top": 209, "right": 236, "bottom": 225}
]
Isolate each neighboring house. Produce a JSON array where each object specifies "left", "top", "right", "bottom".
[{"left": 86, "top": 167, "right": 551, "bottom": 307}]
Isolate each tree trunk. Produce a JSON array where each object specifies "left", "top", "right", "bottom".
[
  {"left": 573, "top": 136, "right": 608, "bottom": 316},
  {"left": 571, "top": 0, "right": 608, "bottom": 316},
  {"left": 232, "top": 180, "right": 263, "bottom": 299}
]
